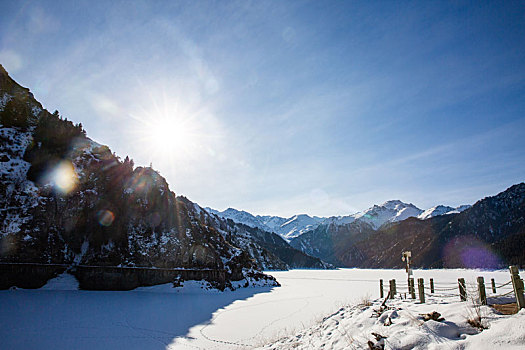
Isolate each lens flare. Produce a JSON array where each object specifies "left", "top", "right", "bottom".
[
  {"left": 442, "top": 235, "right": 501, "bottom": 268},
  {"left": 97, "top": 210, "right": 115, "bottom": 227},
  {"left": 48, "top": 161, "right": 78, "bottom": 194}
]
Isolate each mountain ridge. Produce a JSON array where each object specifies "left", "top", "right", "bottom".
[
  {"left": 206, "top": 199, "right": 471, "bottom": 241},
  {"left": 290, "top": 183, "right": 525, "bottom": 268}
]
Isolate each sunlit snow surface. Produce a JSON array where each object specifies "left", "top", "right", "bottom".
[{"left": 0, "top": 269, "right": 521, "bottom": 349}]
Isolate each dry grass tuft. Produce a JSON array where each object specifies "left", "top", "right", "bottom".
[{"left": 358, "top": 293, "right": 373, "bottom": 307}]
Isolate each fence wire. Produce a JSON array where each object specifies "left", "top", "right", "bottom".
[
  {"left": 491, "top": 289, "right": 515, "bottom": 298},
  {"left": 495, "top": 280, "right": 512, "bottom": 288},
  {"left": 383, "top": 277, "right": 519, "bottom": 303}
]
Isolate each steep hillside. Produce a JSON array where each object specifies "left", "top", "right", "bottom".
[
  {"left": 0, "top": 64, "right": 277, "bottom": 289},
  {"left": 222, "top": 222, "right": 333, "bottom": 270},
  {"left": 290, "top": 221, "right": 376, "bottom": 266}
]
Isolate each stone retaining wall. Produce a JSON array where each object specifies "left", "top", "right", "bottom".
[
  {"left": 72, "top": 266, "right": 227, "bottom": 290},
  {"left": 0, "top": 263, "right": 67, "bottom": 289},
  {"left": 0, "top": 263, "right": 228, "bottom": 290}
]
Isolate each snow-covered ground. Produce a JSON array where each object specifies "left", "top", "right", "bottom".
[
  {"left": 0, "top": 269, "right": 521, "bottom": 349},
  {"left": 259, "top": 296, "right": 525, "bottom": 349}
]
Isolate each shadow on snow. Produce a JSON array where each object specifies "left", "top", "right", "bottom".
[{"left": 0, "top": 285, "right": 276, "bottom": 350}]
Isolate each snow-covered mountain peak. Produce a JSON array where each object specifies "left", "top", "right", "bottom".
[
  {"left": 352, "top": 200, "right": 423, "bottom": 229},
  {"left": 417, "top": 204, "right": 471, "bottom": 219},
  {"left": 283, "top": 214, "right": 317, "bottom": 226},
  {"left": 209, "top": 207, "right": 262, "bottom": 229},
  {"left": 279, "top": 214, "right": 324, "bottom": 241},
  {"left": 381, "top": 199, "right": 405, "bottom": 209},
  {"left": 454, "top": 204, "right": 472, "bottom": 212},
  {"left": 380, "top": 200, "right": 419, "bottom": 211}
]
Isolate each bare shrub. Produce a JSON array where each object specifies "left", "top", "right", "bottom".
[{"left": 465, "top": 283, "right": 488, "bottom": 330}]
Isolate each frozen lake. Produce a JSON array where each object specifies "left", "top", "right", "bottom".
[{"left": 0, "top": 268, "right": 512, "bottom": 349}]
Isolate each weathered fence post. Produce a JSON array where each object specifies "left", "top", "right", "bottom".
[
  {"left": 409, "top": 278, "right": 416, "bottom": 299},
  {"left": 393, "top": 279, "right": 397, "bottom": 296},
  {"left": 418, "top": 278, "right": 425, "bottom": 303},
  {"left": 510, "top": 265, "right": 525, "bottom": 310},
  {"left": 477, "top": 277, "right": 487, "bottom": 305},
  {"left": 430, "top": 278, "right": 434, "bottom": 293},
  {"left": 389, "top": 279, "right": 395, "bottom": 299},
  {"left": 458, "top": 278, "right": 467, "bottom": 301},
  {"left": 380, "top": 279, "right": 384, "bottom": 298},
  {"left": 491, "top": 278, "right": 496, "bottom": 294}
]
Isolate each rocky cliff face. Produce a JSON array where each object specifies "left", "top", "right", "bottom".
[{"left": 0, "top": 64, "right": 277, "bottom": 289}]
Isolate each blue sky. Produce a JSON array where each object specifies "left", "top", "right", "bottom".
[{"left": 1, "top": 0, "right": 524, "bottom": 217}]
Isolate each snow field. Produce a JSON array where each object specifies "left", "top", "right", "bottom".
[{"left": 0, "top": 268, "right": 520, "bottom": 349}]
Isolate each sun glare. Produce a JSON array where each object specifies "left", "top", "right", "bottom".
[
  {"left": 147, "top": 117, "right": 191, "bottom": 152},
  {"left": 130, "top": 96, "right": 216, "bottom": 165},
  {"left": 126, "top": 86, "right": 225, "bottom": 169}
]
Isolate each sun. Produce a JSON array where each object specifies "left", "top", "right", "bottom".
[
  {"left": 130, "top": 99, "right": 208, "bottom": 164},
  {"left": 146, "top": 116, "right": 191, "bottom": 152},
  {"left": 126, "top": 90, "right": 223, "bottom": 167}
]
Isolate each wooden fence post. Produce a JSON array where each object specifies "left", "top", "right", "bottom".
[
  {"left": 430, "top": 278, "right": 434, "bottom": 293},
  {"left": 409, "top": 278, "right": 415, "bottom": 299},
  {"left": 393, "top": 279, "right": 397, "bottom": 296},
  {"left": 458, "top": 278, "right": 467, "bottom": 301},
  {"left": 418, "top": 278, "right": 425, "bottom": 303},
  {"left": 509, "top": 265, "right": 525, "bottom": 310},
  {"left": 491, "top": 278, "right": 496, "bottom": 294},
  {"left": 389, "top": 279, "right": 395, "bottom": 299},
  {"left": 380, "top": 279, "right": 384, "bottom": 298},
  {"left": 477, "top": 277, "right": 487, "bottom": 305}
]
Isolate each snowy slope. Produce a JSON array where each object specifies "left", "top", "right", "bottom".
[
  {"left": 259, "top": 215, "right": 288, "bottom": 232},
  {"left": 278, "top": 214, "right": 325, "bottom": 240},
  {"left": 326, "top": 200, "right": 424, "bottom": 230},
  {"left": 206, "top": 207, "right": 264, "bottom": 229},
  {"left": 418, "top": 204, "right": 471, "bottom": 219}
]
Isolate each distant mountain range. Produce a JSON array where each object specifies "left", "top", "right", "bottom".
[
  {"left": 207, "top": 201, "right": 471, "bottom": 240},
  {"left": 208, "top": 188, "right": 525, "bottom": 269},
  {"left": 289, "top": 183, "right": 525, "bottom": 268}
]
